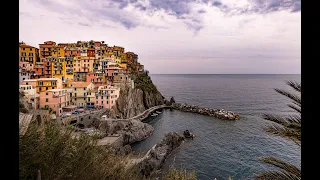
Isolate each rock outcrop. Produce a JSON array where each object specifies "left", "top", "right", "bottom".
[
  {"left": 171, "top": 103, "right": 240, "bottom": 120},
  {"left": 138, "top": 132, "right": 185, "bottom": 176},
  {"left": 110, "top": 72, "right": 164, "bottom": 119},
  {"left": 98, "top": 119, "right": 154, "bottom": 146}
]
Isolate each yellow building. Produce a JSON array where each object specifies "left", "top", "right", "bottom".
[
  {"left": 36, "top": 78, "right": 63, "bottom": 93},
  {"left": 73, "top": 56, "right": 94, "bottom": 73},
  {"left": 52, "top": 46, "right": 65, "bottom": 57},
  {"left": 70, "top": 82, "right": 95, "bottom": 107},
  {"left": 19, "top": 43, "right": 39, "bottom": 65}
]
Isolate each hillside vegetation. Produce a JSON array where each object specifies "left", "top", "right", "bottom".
[{"left": 19, "top": 121, "right": 196, "bottom": 180}]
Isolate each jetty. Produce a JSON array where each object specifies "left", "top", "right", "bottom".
[
  {"left": 107, "top": 104, "right": 169, "bottom": 121},
  {"left": 171, "top": 103, "right": 240, "bottom": 120}
]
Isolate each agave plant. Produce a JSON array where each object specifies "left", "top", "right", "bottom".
[{"left": 256, "top": 80, "right": 301, "bottom": 180}]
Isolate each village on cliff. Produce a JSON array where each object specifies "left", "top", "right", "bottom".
[{"left": 19, "top": 40, "right": 144, "bottom": 119}]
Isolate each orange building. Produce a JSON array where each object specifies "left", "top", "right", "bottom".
[
  {"left": 19, "top": 43, "right": 39, "bottom": 65},
  {"left": 39, "top": 41, "right": 56, "bottom": 58},
  {"left": 87, "top": 48, "right": 95, "bottom": 57},
  {"left": 94, "top": 41, "right": 101, "bottom": 47}
]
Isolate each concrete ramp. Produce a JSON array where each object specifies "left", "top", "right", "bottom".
[{"left": 19, "top": 113, "right": 34, "bottom": 136}]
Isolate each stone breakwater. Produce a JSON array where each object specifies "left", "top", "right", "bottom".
[{"left": 171, "top": 103, "right": 240, "bottom": 120}]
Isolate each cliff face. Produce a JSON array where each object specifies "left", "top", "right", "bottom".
[
  {"left": 98, "top": 119, "right": 154, "bottom": 146},
  {"left": 110, "top": 72, "right": 164, "bottom": 119}
]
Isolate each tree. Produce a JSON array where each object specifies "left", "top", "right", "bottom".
[{"left": 256, "top": 80, "right": 301, "bottom": 180}]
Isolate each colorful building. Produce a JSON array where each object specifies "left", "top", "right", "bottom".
[
  {"left": 52, "top": 45, "right": 65, "bottom": 57},
  {"left": 39, "top": 89, "right": 71, "bottom": 116},
  {"left": 70, "top": 82, "right": 95, "bottom": 107},
  {"left": 43, "top": 57, "right": 53, "bottom": 78},
  {"left": 19, "top": 43, "right": 39, "bottom": 65},
  {"left": 86, "top": 72, "right": 105, "bottom": 86},
  {"left": 19, "top": 84, "right": 40, "bottom": 109},
  {"left": 65, "top": 47, "right": 81, "bottom": 57},
  {"left": 39, "top": 41, "right": 56, "bottom": 59},
  {"left": 22, "top": 79, "right": 38, "bottom": 88},
  {"left": 36, "top": 78, "right": 63, "bottom": 93},
  {"left": 19, "top": 68, "right": 32, "bottom": 85},
  {"left": 95, "top": 85, "right": 120, "bottom": 109},
  {"left": 32, "top": 61, "right": 45, "bottom": 79}
]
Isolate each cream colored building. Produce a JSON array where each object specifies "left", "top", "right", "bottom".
[{"left": 70, "top": 82, "right": 96, "bottom": 107}]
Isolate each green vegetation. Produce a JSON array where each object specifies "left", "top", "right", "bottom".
[
  {"left": 133, "top": 70, "right": 158, "bottom": 93},
  {"left": 256, "top": 80, "right": 301, "bottom": 180},
  {"left": 162, "top": 168, "right": 196, "bottom": 180},
  {"left": 19, "top": 121, "right": 196, "bottom": 180}
]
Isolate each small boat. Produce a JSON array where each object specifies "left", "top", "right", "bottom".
[
  {"left": 156, "top": 111, "right": 161, "bottom": 114},
  {"left": 151, "top": 113, "right": 158, "bottom": 117}
]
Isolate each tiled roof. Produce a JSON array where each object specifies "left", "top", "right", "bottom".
[{"left": 20, "top": 44, "right": 37, "bottom": 49}]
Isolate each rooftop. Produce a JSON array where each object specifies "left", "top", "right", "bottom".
[
  {"left": 23, "top": 79, "right": 37, "bottom": 82},
  {"left": 47, "top": 89, "right": 66, "bottom": 92},
  {"left": 70, "top": 82, "right": 93, "bottom": 87},
  {"left": 38, "top": 78, "right": 60, "bottom": 81},
  {"left": 20, "top": 44, "right": 38, "bottom": 49}
]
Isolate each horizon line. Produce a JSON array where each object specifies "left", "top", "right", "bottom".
[{"left": 149, "top": 73, "right": 301, "bottom": 75}]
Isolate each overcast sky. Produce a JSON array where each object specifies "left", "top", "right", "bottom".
[{"left": 19, "top": 0, "right": 300, "bottom": 74}]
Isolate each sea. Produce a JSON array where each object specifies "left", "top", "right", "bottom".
[{"left": 131, "top": 74, "right": 301, "bottom": 180}]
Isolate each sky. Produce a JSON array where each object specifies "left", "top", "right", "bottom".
[{"left": 19, "top": 0, "right": 301, "bottom": 74}]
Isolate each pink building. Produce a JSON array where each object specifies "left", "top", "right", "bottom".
[
  {"left": 65, "top": 48, "right": 80, "bottom": 57},
  {"left": 22, "top": 79, "right": 37, "bottom": 88},
  {"left": 95, "top": 85, "right": 120, "bottom": 109},
  {"left": 106, "top": 67, "right": 124, "bottom": 77},
  {"left": 86, "top": 72, "right": 105, "bottom": 86},
  {"left": 39, "top": 89, "right": 71, "bottom": 116}
]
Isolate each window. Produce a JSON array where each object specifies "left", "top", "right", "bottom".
[
  {"left": 88, "top": 98, "right": 90, "bottom": 102},
  {"left": 52, "top": 87, "right": 54, "bottom": 89},
  {"left": 46, "top": 92, "right": 48, "bottom": 95},
  {"left": 96, "top": 96, "right": 98, "bottom": 99},
  {"left": 102, "top": 101, "right": 103, "bottom": 104},
  {"left": 46, "top": 98, "right": 48, "bottom": 102},
  {"left": 39, "top": 81, "right": 43, "bottom": 86},
  {"left": 84, "top": 87, "right": 86, "bottom": 90},
  {"left": 52, "top": 81, "right": 56, "bottom": 86},
  {"left": 112, "top": 100, "right": 113, "bottom": 103},
  {"left": 23, "top": 48, "right": 25, "bottom": 50},
  {"left": 22, "top": 78, "right": 25, "bottom": 81},
  {"left": 96, "top": 101, "right": 98, "bottom": 104},
  {"left": 74, "top": 88, "right": 77, "bottom": 91},
  {"left": 26, "top": 82, "right": 28, "bottom": 85},
  {"left": 75, "top": 93, "right": 77, "bottom": 97},
  {"left": 46, "top": 87, "right": 48, "bottom": 90},
  {"left": 75, "top": 98, "right": 77, "bottom": 101},
  {"left": 84, "top": 98, "right": 86, "bottom": 101}
]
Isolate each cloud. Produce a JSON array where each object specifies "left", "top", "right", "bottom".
[
  {"left": 78, "top": 22, "right": 90, "bottom": 27},
  {"left": 19, "top": 0, "right": 300, "bottom": 74},
  {"left": 28, "top": 0, "right": 300, "bottom": 33}
]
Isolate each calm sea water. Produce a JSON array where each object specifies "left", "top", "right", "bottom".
[{"left": 131, "top": 74, "right": 301, "bottom": 180}]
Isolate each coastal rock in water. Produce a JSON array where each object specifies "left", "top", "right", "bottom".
[
  {"left": 171, "top": 103, "right": 240, "bottom": 120},
  {"left": 170, "top": 97, "right": 176, "bottom": 104},
  {"left": 138, "top": 132, "right": 185, "bottom": 176}
]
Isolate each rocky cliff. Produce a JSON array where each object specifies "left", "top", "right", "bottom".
[
  {"left": 110, "top": 72, "right": 164, "bottom": 119},
  {"left": 98, "top": 119, "right": 154, "bottom": 146},
  {"left": 138, "top": 132, "right": 186, "bottom": 176}
]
